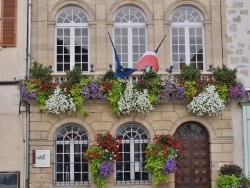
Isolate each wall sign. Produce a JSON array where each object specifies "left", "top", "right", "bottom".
[{"left": 33, "top": 150, "right": 50, "bottom": 167}]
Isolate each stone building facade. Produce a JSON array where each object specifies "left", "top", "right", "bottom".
[{"left": 26, "top": 0, "right": 247, "bottom": 188}]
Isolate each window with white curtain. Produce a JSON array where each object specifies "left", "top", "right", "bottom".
[
  {"left": 171, "top": 6, "right": 205, "bottom": 71},
  {"left": 55, "top": 6, "right": 89, "bottom": 72},
  {"left": 116, "top": 123, "right": 150, "bottom": 184},
  {"left": 113, "top": 6, "right": 147, "bottom": 68},
  {"left": 54, "top": 124, "right": 89, "bottom": 185}
]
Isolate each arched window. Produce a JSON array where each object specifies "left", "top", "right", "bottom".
[
  {"left": 54, "top": 124, "right": 89, "bottom": 185},
  {"left": 116, "top": 123, "right": 150, "bottom": 183},
  {"left": 171, "top": 6, "right": 205, "bottom": 71},
  {"left": 55, "top": 6, "right": 89, "bottom": 72},
  {"left": 113, "top": 6, "right": 147, "bottom": 68}
]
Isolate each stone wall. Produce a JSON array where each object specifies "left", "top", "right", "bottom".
[
  {"left": 227, "top": 0, "right": 250, "bottom": 88},
  {"left": 28, "top": 100, "right": 236, "bottom": 188}
]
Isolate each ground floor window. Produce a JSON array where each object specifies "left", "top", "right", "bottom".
[{"left": 54, "top": 124, "right": 89, "bottom": 185}]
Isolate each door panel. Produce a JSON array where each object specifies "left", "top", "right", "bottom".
[{"left": 175, "top": 140, "right": 210, "bottom": 188}]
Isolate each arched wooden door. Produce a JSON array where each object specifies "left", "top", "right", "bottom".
[{"left": 175, "top": 122, "right": 211, "bottom": 188}]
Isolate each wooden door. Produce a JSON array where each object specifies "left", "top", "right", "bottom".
[{"left": 175, "top": 122, "right": 210, "bottom": 188}]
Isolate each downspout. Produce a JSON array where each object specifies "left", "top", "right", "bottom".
[
  {"left": 26, "top": 0, "right": 31, "bottom": 78},
  {"left": 22, "top": 100, "right": 30, "bottom": 188},
  {"left": 24, "top": 0, "right": 32, "bottom": 187}
]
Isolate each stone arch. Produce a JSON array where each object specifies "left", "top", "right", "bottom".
[
  {"left": 47, "top": 117, "right": 95, "bottom": 141},
  {"left": 165, "top": 0, "right": 210, "bottom": 21},
  {"left": 169, "top": 115, "right": 217, "bottom": 139},
  {"left": 49, "top": 0, "right": 95, "bottom": 22},
  {"left": 107, "top": 0, "right": 153, "bottom": 22},
  {"left": 109, "top": 116, "right": 155, "bottom": 140}
]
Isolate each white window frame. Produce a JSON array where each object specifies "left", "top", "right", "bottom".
[
  {"left": 170, "top": 6, "right": 206, "bottom": 71},
  {"left": 115, "top": 123, "right": 150, "bottom": 184},
  {"left": 54, "top": 6, "right": 90, "bottom": 72},
  {"left": 113, "top": 6, "right": 148, "bottom": 69},
  {"left": 54, "top": 124, "right": 89, "bottom": 185}
]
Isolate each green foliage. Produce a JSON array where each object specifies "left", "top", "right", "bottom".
[
  {"left": 183, "top": 81, "right": 197, "bottom": 101},
  {"left": 26, "top": 80, "right": 39, "bottom": 92},
  {"left": 103, "top": 69, "right": 115, "bottom": 81},
  {"left": 219, "top": 164, "right": 243, "bottom": 178},
  {"left": 66, "top": 66, "right": 83, "bottom": 84},
  {"left": 135, "top": 71, "right": 161, "bottom": 104},
  {"left": 140, "top": 69, "right": 158, "bottom": 80},
  {"left": 216, "top": 175, "right": 239, "bottom": 188},
  {"left": 29, "top": 61, "right": 51, "bottom": 82},
  {"left": 84, "top": 145, "right": 106, "bottom": 188},
  {"left": 179, "top": 64, "right": 201, "bottom": 82},
  {"left": 145, "top": 144, "right": 169, "bottom": 186},
  {"left": 215, "top": 84, "right": 229, "bottom": 101},
  {"left": 70, "top": 78, "right": 89, "bottom": 116},
  {"left": 239, "top": 175, "right": 250, "bottom": 188},
  {"left": 107, "top": 79, "right": 125, "bottom": 116},
  {"left": 212, "top": 64, "right": 237, "bottom": 87},
  {"left": 36, "top": 90, "right": 49, "bottom": 110}
]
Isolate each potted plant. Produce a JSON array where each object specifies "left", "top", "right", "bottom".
[
  {"left": 84, "top": 132, "right": 122, "bottom": 188},
  {"left": 145, "top": 134, "right": 181, "bottom": 186}
]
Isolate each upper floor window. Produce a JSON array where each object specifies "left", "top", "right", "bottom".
[
  {"left": 54, "top": 124, "right": 89, "bottom": 185},
  {"left": 1, "top": 0, "right": 17, "bottom": 46},
  {"left": 171, "top": 6, "right": 205, "bottom": 71},
  {"left": 113, "top": 6, "right": 147, "bottom": 68},
  {"left": 55, "top": 6, "right": 89, "bottom": 72},
  {"left": 116, "top": 123, "right": 150, "bottom": 184}
]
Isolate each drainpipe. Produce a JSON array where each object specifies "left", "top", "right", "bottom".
[
  {"left": 24, "top": 0, "right": 32, "bottom": 187},
  {"left": 26, "top": 0, "right": 31, "bottom": 78},
  {"left": 22, "top": 100, "right": 30, "bottom": 188}
]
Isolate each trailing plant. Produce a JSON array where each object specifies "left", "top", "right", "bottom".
[
  {"left": 215, "top": 84, "right": 229, "bottom": 101},
  {"left": 107, "top": 79, "right": 125, "bottom": 116},
  {"left": 183, "top": 81, "right": 198, "bottom": 101},
  {"left": 179, "top": 64, "right": 201, "bottom": 82},
  {"left": 159, "top": 75, "right": 185, "bottom": 102},
  {"left": 29, "top": 61, "right": 51, "bottom": 82},
  {"left": 212, "top": 64, "right": 237, "bottom": 87},
  {"left": 145, "top": 134, "right": 181, "bottom": 186},
  {"left": 70, "top": 78, "right": 88, "bottom": 116},
  {"left": 229, "top": 82, "right": 246, "bottom": 100},
  {"left": 117, "top": 82, "right": 153, "bottom": 115},
  {"left": 45, "top": 85, "right": 76, "bottom": 114},
  {"left": 84, "top": 132, "right": 121, "bottom": 188},
  {"left": 136, "top": 70, "right": 162, "bottom": 104},
  {"left": 187, "top": 85, "right": 225, "bottom": 116}
]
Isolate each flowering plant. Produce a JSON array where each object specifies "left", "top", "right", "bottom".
[
  {"left": 84, "top": 132, "right": 122, "bottom": 188},
  {"left": 118, "top": 82, "right": 153, "bottom": 115},
  {"left": 187, "top": 85, "right": 226, "bottom": 116},
  {"left": 22, "top": 62, "right": 245, "bottom": 117},
  {"left": 159, "top": 75, "right": 185, "bottom": 102},
  {"left": 45, "top": 85, "right": 76, "bottom": 114},
  {"left": 145, "top": 134, "right": 181, "bottom": 186}
]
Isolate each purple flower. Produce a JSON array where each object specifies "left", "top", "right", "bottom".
[
  {"left": 159, "top": 77, "right": 185, "bottom": 102},
  {"left": 100, "top": 161, "right": 114, "bottom": 178},
  {"left": 163, "top": 159, "right": 177, "bottom": 174},
  {"left": 82, "top": 84, "right": 107, "bottom": 100},
  {"left": 20, "top": 86, "right": 37, "bottom": 98},
  {"left": 229, "top": 82, "right": 245, "bottom": 100}
]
